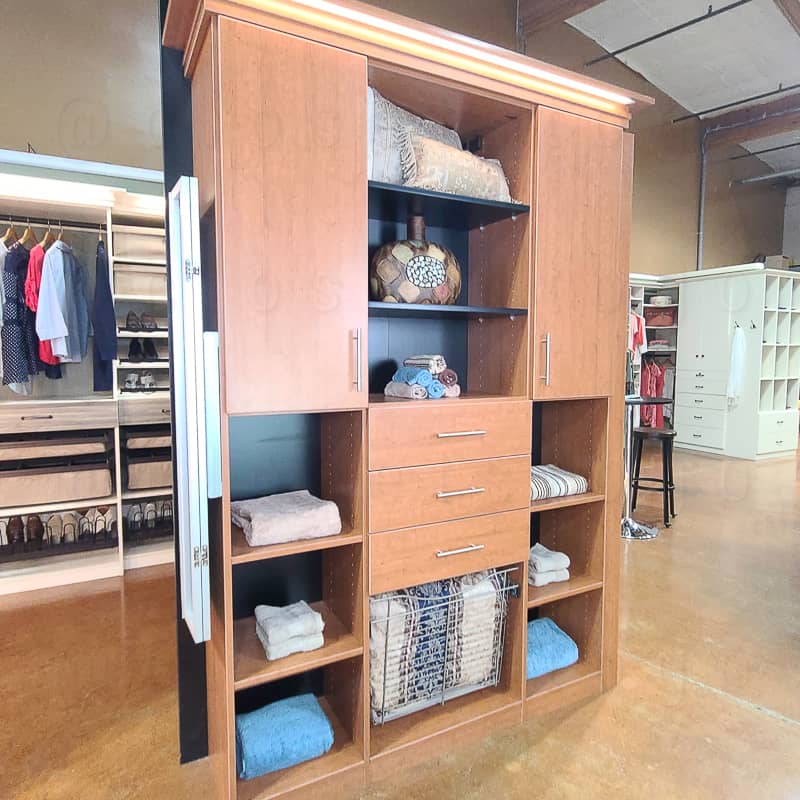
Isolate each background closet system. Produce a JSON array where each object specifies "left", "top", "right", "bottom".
[
  {"left": 162, "top": 1, "right": 648, "bottom": 796},
  {"left": 0, "top": 155, "right": 173, "bottom": 595}
]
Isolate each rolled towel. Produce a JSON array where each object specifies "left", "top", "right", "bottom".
[
  {"left": 384, "top": 381, "right": 428, "bottom": 400},
  {"left": 231, "top": 490, "right": 341, "bottom": 547},
  {"left": 404, "top": 354, "right": 447, "bottom": 374},
  {"left": 255, "top": 600, "right": 324, "bottom": 645},
  {"left": 256, "top": 627, "right": 325, "bottom": 661},
  {"left": 438, "top": 368, "right": 458, "bottom": 387},
  {"left": 427, "top": 379, "right": 445, "bottom": 399},
  {"left": 236, "top": 694, "right": 334, "bottom": 780},
  {"left": 529, "top": 542, "right": 571, "bottom": 572},
  {"left": 526, "top": 618, "right": 579, "bottom": 680},
  {"left": 392, "top": 366, "right": 433, "bottom": 387},
  {"left": 528, "top": 568, "right": 570, "bottom": 587},
  {"left": 443, "top": 383, "right": 461, "bottom": 398}
]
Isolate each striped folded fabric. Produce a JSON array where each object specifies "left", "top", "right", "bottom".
[{"left": 530, "top": 464, "right": 589, "bottom": 501}]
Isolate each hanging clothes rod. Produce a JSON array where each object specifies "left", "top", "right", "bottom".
[
  {"left": 585, "top": 0, "right": 753, "bottom": 67},
  {"left": 0, "top": 213, "right": 105, "bottom": 234}
]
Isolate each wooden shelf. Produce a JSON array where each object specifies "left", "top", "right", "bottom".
[
  {"left": 643, "top": 303, "right": 677, "bottom": 308},
  {"left": 0, "top": 495, "right": 118, "bottom": 518},
  {"left": 368, "top": 301, "right": 526, "bottom": 320},
  {"left": 236, "top": 698, "right": 363, "bottom": 800},
  {"left": 529, "top": 491, "right": 605, "bottom": 514},
  {"left": 231, "top": 524, "right": 363, "bottom": 564},
  {"left": 526, "top": 661, "right": 600, "bottom": 701},
  {"left": 117, "top": 330, "right": 169, "bottom": 339},
  {"left": 122, "top": 488, "right": 172, "bottom": 500},
  {"left": 527, "top": 574, "right": 604, "bottom": 608},
  {"left": 368, "top": 180, "right": 529, "bottom": 230},
  {"left": 369, "top": 392, "right": 525, "bottom": 406},
  {"left": 369, "top": 686, "right": 519, "bottom": 758},
  {"left": 233, "top": 601, "right": 362, "bottom": 691},
  {"left": 113, "top": 256, "right": 166, "bottom": 266},
  {"left": 117, "top": 361, "right": 170, "bottom": 369},
  {"left": 114, "top": 293, "right": 168, "bottom": 303}
]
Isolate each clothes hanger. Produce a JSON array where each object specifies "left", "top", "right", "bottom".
[
  {"left": 1, "top": 218, "right": 18, "bottom": 246},
  {"left": 40, "top": 219, "right": 56, "bottom": 250},
  {"left": 57, "top": 220, "right": 67, "bottom": 244},
  {"left": 19, "top": 218, "right": 38, "bottom": 247}
]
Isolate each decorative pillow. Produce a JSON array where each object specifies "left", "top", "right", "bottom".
[
  {"left": 399, "top": 130, "right": 512, "bottom": 203},
  {"left": 368, "top": 87, "right": 462, "bottom": 184}
]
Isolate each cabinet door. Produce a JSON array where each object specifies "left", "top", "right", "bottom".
[
  {"left": 216, "top": 19, "right": 367, "bottom": 414},
  {"left": 532, "top": 107, "right": 625, "bottom": 399},
  {"left": 676, "top": 281, "right": 706, "bottom": 365}
]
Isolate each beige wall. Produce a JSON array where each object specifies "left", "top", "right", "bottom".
[{"left": 525, "top": 23, "right": 786, "bottom": 274}]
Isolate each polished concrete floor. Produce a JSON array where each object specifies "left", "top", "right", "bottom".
[{"left": 1, "top": 448, "right": 798, "bottom": 799}]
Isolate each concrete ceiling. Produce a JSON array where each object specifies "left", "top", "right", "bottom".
[{"left": 568, "top": 0, "right": 800, "bottom": 172}]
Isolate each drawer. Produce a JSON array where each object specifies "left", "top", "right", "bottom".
[
  {"left": 676, "top": 394, "right": 727, "bottom": 411},
  {"left": 369, "top": 509, "right": 529, "bottom": 594},
  {"left": 0, "top": 401, "right": 117, "bottom": 434},
  {"left": 675, "top": 374, "right": 727, "bottom": 397},
  {"left": 677, "top": 368, "right": 728, "bottom": 381},
  {"left": 757, "top": 422, "right": 798, "bottom": 454},
  {"left": 758, "top": 411, "right": 798, "bottom": 435},
  {"left": 369, "top": 455, "right": 530, "bottom": 532},
  {"left": 368, "top": 399, "right": 531, "bottom": 470},
  {"left": 674, "top": 406, "right": 725, "bottom": 431},
  {"left": 118, "top": 397, "right": 172, "bottom": 426},
  {"left": 675, "top": 424, "right": 724, "bottom": 450}
]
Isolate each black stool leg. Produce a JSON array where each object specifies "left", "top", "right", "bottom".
[
  {"left": 631, "top": 436, "right": 644, "bottom": 511},
  {"left": 667, "top": 438, "right": 676, "bottom": 519},
  {"left": 661, "top": 438, "right": 670, "bottom": 527}
]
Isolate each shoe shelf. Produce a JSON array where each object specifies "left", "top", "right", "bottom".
[
  {"left": 117, "top": 329, "right": 169, "bottom": 339},
  {"left": 0, "top": 536, "right": 118, "bottom": 565},
  {"left": 113, "top": 293, "right": 168, "bottom": 303},
  {"left": 0, "top": 495, "right": 119, "bottom": 518},
  {"left": 118, "top": 361, "right": 171, "bottom": 369},
  {"left": 529, "top": 491, "right": 605, "bottom": 513},
  {"left": 122, "top": 487, "right": 173, "bottom": 500}
]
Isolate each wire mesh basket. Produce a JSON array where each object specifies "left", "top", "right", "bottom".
[{"left": 369, "top": 567, "right": 519, "bottom": 724}]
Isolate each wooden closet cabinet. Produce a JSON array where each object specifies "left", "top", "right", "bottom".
[
  {"left": 531, "top": 108, "right": 626, "bottom": 400},
  {"left": 214, "top": 19, "right": 368, "bottom": 415}
]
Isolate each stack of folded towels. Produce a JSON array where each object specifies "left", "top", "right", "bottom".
[
  {"left": 254, "top": 600, "right": 326, "bottom": 661},
  {"left": 528, "top": 542, "right": 570, "bottom": 587},
  {"left": 530, "top": 464, "right": 589, "bottom": 502},
  {"left": 383, "top": 354, "right": 462, "bottom": 400},
  {"left": 231, "top": 490, "right": 341, "bottom": 548}
]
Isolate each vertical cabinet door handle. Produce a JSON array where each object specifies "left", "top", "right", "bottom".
[
  {"left": 352, "top": 328, "right": 362, "bottom": 393},
  {"left": 539, "top": 333, "right": 551, "bottom": 386}
]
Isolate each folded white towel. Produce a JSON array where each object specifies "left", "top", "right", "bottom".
[
  {"left": 255, "top": 600, "right": 325, "bottom": 646},
  {"left": 255, "top": 625, "right": 325, "bottom": 661},
  {"left": 529, "top": 542, "right": 570, "bottom": 572},
  {"left": 384, "top": 381, "right": 428, "bottom": 400},
  {"left": 231, "top": 490, "right": 341, "bottom": 547},
  {"left": 528, "top": 568, "right": 570, "bottom": 587}
]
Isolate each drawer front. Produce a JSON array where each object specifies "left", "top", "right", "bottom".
[
  {"left": 757, "top": 424, "right": 798, "bottom": 454},
  {"left": 758, "top": 411, "right": 798, "bottom": 435},
  {"left": 676, "top": 393, "right": 727, "bottom": 411},
  {"left": 369, "top": 455, "right": 530, "bottom": 532},
  {"left": 674, "top": 406, "right": 726, "bottom": 431},
  {"left": 675, "top": 374, "right": 727, "bottom": 397},
  {"left": 118, "top": 397, "right": 172, "bottom": 426},
  {"left": 677, "top": 368, "right": 728, "bottom": 381},
  {"left": 0, "top": 402, "right": 117, "bottom": 434},
  {"left": 368, "top": 400, "right": 531, "bottom": 469},
  {"left": 370, "top": 509, "right": 529, "bottom": 594},
  {"left": 675, "top": 424, "right": 725, "bottom": 450}
]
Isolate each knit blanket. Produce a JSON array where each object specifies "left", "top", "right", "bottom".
[{"left": 530, "top": 464, "right": 589, "bottom": 501}]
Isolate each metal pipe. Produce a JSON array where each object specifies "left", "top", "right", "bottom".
[
  {"left": 734, "top": 166, "right": 800, "bottom": 184},
  {"left": 697, "top": 130, "right": 709, "bottom": 270},
  {"left": 729, "top": 140, "right": 800, "bottom": 160},
  {"left": 585, "top": 0, "right": 753, "bottom": 67},
  {"left": 674, "top": 81, "right": 800, "bottom": 123},
  {"left": 0, "top": 213, "right": 104, "bottom": 233}
]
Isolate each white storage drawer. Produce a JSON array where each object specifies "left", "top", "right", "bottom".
[
  {"left": 675, "top": 424, "right": 725, "bottom": 450},
  {"left": 676, "top": 393, "right": 727, "bottom": 411},
  {"left": 758, "top": 411, "right": 798, "bottom": 435},
  {"left": 677, "top": 368, "right": 728, "bottom": 381},
  {"left": 674, "top": 406, "right": 726, "bottom": 431},
  {"left": 675, "top": 373, "right": 727, "bottom": 397},
  {"left": 757, "top": 424, "right": 798, "bottom": 454}
]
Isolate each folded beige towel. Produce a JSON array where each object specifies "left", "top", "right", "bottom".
[
  {"left": 255, "top": 600, "right": 325, "bottom": 646},
  {"left": 528, "top": 568, "right": 570, "bottom": 587},
  {"left": 444, "top": 383, "right": 461, "bottom": 398},
  {"left": 384, "top": 381, "right": 428, "bottom": 400},
  {"left": 255, "top": 626, "right": 325, "bottom": 661},
  {"left": 231, "top": 490, "right": 341, "bottom": 547}
]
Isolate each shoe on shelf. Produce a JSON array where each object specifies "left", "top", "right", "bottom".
[
  {"left": 142, "top": 339, "right": 160, "bottom": 361},
  {"left": 140, "top": 370, "right": 156, "bottom": 392},
  {"left": 127, "top": 339, "right": 144, "bottom": 363},
  {"left": 0, "top": 518, "right": 7, "bottom": 546},
  {"left": 127, "top": 503, "right": 143, "bottom": 533},
  {"left": 7, "top": 516, "right": 24, "bottom": 545},
  {"left": 124, "top": 372, "right": 140, "bottom": 391},
  {"left": 140, "top": 312, "right": 157, "bottom": 331},
  {"left": 46, "top": 513, "right": 63, "bottom": 545},
  {"left": 62, "top": 512, "right": 79, "bottom": 544},
  {"left": 126, "top": 310, "right": 141, "bottom": 331},
  {"left": 104, "top": 506, "right": 117, "bottom": 537},
  {"left": 26, "top": 515, "right": 45, "bottom": 549},
  {"left": 144, "top": 502, "right": 158, "bottom": 529}
]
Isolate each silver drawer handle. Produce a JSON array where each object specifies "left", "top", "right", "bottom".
[
  {"left": 776, "top": 439, "right": 784, "bottom": 444},
  {"left": 777, "top": 420, "right": 784, "bottom": 425},
  {"left": 696, "top": 372, "right": 704, "bottom": 377},
  {"left": 692, "top": 433, "right": 702, "bottom": 438},
  {"left": 694, "top": 399, "right": 704, "bottom": 404},
  {"left": 436, "top": 543, "right": 485, "bottom": 558},
  {"left": 21, "top": 414, "right": 53, "bottom": 420},
  {"left": 693, "top": 415, "right": 702, "bottom": 419},
  {"left": 694, "top": 385, "right": 704, "bottom": 389},
  {"left": 436, "top": 487, "right": 486, "bottom": 499},
  {"left": 437, "top": 430, "right": 487, "bottom": 439}
]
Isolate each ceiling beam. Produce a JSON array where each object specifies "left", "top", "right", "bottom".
[
  {"left": 704, "top": 93, "right": 800, "bottom": 146},
  {"left": 774, "top": 0, "right": 800, "bottom": 35},
  {"left": 519, "top": 0, "right": 606, "bottom": 35}
]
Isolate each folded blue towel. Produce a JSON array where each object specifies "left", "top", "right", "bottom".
[
  {"left": 235, "top": 694, "right": 334, "bottom": 780},
  {"left": 427, "top": 379, "right": 445, "bottom": 399},
  {"left": 393, "top": 366, "right": 433, "bottom": 388},
  {"left": 526, "top": 617, "right": 579, "bottom": 680}
]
